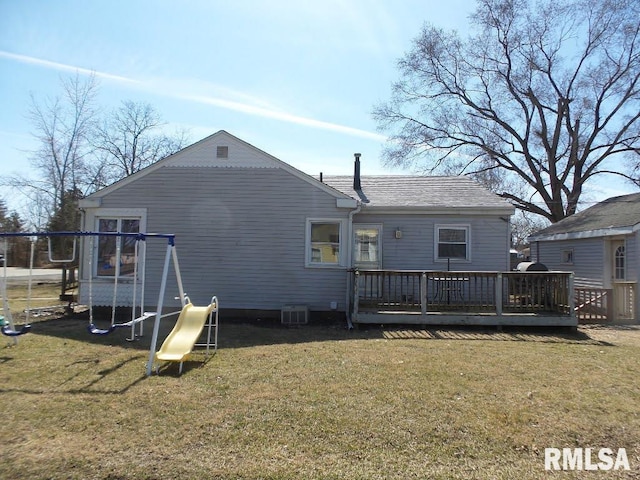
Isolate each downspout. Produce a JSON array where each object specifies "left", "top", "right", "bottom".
[
  {"left": 346, "top": 152, "right": 364, "bottom": 329},
  {"left": 345, "top": 203, "right": 362, "bottom": 330}
]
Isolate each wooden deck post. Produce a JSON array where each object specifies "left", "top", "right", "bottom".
[
  {"left": 421, "top": 272, "right": 427, "bottom": 315},
  {"left": 495, "top": 272, "right": 503, "bottom": 316},
  {"left": 568, "top": 273, "right": 575, "bottom": 319}
]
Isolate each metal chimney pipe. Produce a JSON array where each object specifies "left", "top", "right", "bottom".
[{"left": 353, "top": 153, "right": 362, "bottom": 190}]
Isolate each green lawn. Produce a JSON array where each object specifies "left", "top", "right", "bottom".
[{"left": 0, "top": 304, "right": 638, "bottom": 479}]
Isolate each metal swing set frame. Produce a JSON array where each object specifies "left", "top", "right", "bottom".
[{"left": 0, "top": 231, "right": 218, "bottom": 376}]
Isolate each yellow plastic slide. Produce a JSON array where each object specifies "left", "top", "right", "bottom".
[{"left": 155, "top": 301, "right": 216, "bottom": 372}]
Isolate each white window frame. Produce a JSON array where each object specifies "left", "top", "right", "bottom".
[
  {"left": 92, "top": 209, "right": 147, "bottom": 278},
  {"left": 305, "top": 218, "right": 347, "bottom": 268},
  {"left": 434, "top": 224, "right": 471, "bottom": 263},
  {"left": 353, "top": 224, "right": 383, "bottom": 268}
]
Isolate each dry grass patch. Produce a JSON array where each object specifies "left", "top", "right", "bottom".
[
  {"left": 0, "top": 305, "right": 638, "bottom": 479},
  {"left": 2, "top": 282, "right": 66, "bottom": 320}
]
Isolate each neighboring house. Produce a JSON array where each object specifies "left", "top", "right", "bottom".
[
  {"left": 77, "top": 130, "right": 515, "bottom": 321},
  {"left": 528, "top": 192, "right": 640, "bottom": 324}
]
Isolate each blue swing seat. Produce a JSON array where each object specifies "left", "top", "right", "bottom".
[
  {"left": 1, "top": 324, "right": 32, "bottom": 337},
  {"left": 87, "top": 323, "right": 117, "bottom": 335},
  {"left": 87, "top": 312, "right": 154, "bottom": 336}
]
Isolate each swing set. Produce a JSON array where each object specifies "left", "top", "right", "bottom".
[
  {"left": 84, "top": 234, "right": 153, "bottom": 340},
  {"left": 0, "top": 237, "right": 36, "bottom": 338},
  {"left": 0, "top": 231, "right": 219, "bottom": 376}
]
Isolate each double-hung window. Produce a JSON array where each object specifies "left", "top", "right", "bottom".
[
  {"left": 354, "top": 226, "right": 382, "bottom": 268},
  {"left": 97, "top": 218, "right": 141, "bottom": 277},
  {"left": 435, "top": 225, "right": 470, "bottom": 261},
  {"left": 306, "top": 219, "right": 344, "bottom": 267}
]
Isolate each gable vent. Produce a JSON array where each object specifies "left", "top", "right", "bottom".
[{"left": 216, "top": 146, "right": 229, "bottom": 158}]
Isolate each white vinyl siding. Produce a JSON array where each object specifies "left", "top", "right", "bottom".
[
  {"left": 83, "top": 164, "right": 350, "bottom": 311},
  {"left": 532, "top": 238, "right": 605, "bottom": 288},
  {"left": 352, "top": 214, "right": 508, "bottom": 271}
]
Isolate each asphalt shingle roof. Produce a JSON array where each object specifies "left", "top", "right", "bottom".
[
  {"left": 322, "top": 175, "right": 514, "bottom": 210},
  {"left": 533, "top": 192, "right": 640, "bottom": 237}
]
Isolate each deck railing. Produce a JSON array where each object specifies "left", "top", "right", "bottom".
[
  {"left": 351, "top": 269, "right": 574, "bottom": 317},
  {"left": 574, "top": 287, "right": 612, "bottom": 323}
]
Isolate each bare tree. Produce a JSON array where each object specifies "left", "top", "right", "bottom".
[
  {"left": 511, "top": 211, "right": 548, "bottom": 249},
  {"left": 91, "top": 100, "right": 189, "bottom": 189},
  {"left": 2, "top": 75, "right": 189, "bottom": 228},
  {"left": 7, "top": 74, "right": 99, "bottom": 227},
  {"left": 374, "top": 0, "right": 640, "bottom": 223}
]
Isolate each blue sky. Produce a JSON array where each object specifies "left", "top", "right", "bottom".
[
  {"left": 0, "top": 0, "right": 635, "bottom": 215},
  {"left": 0, "top": 0, "right": 473, "bottom": 211}
]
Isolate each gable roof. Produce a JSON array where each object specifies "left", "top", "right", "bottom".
[
  {"left": 80, "top": 130, "right": 355, "bottom": 206},
  {"left": 529, "top": 192, "right": 640, "bottom": 241},
  {"left": 322, "top": 175, "right": 515, "bottom": 214}
]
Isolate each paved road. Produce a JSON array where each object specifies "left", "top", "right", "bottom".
[{"left": 1, "top": 267, "right": 63, "bottom": 282}]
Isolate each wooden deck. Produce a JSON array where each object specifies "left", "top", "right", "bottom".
[{"left": 350, "top": 270, "right": 577, "bottom": 327}]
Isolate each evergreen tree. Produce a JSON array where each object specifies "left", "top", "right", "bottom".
[{"left": 0, "top": 198, "right": 27, "bottom": 266}]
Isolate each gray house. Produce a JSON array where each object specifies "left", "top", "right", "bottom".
[
  {"left": 78, "top": 130, "right": 517, "bottom": 322},
  {"left": 529, "top": 192, "right": 640, "bottom": 324}
]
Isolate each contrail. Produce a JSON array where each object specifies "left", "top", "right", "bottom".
[
  {"left": 0, "top": 51, "right": 141, "bottom": 84},
  {"left": 1, "top": 50, "right": 386, "bottom": 142}
]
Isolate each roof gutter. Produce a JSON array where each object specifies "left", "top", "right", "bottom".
[{"left": 529, "top": 224, "right": 639, "bottom": 242}]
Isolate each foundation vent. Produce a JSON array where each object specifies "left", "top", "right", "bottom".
[{"left": 281, "top": 305, "right": 309, "bottom": 325}]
